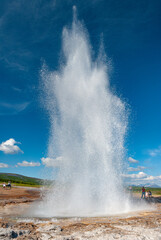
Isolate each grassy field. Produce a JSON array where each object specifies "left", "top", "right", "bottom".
[{"left": 132, "top": 186, "right": 161, "bottom": 195}]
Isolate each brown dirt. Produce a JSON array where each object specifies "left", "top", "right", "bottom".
[
  {"left": 0, "top": 188, "right": 160, "bottom": 239},
  {"left": 0, "top": 187, "right": 40, "bottom": 201}
]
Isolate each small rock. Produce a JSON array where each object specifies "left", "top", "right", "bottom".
[
  {"left": 10, "top": 230, "right": 18, "bottom": 238},
  {"left": 0, "top": 228, "right": 9, "bottom": 237},
  {"left": 38, "top": 224, "right": 62, "bottom": 233},
  {"left": 19, "top": 231, "right": 23, "bottom": 236}
]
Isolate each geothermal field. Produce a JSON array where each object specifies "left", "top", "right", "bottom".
[{"left": 0, "top": 187, "right": 161, "bottom": 239}]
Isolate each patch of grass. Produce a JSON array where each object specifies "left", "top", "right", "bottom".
[{"left": 132, "top": 186, "right": 161, "bottom": 195}]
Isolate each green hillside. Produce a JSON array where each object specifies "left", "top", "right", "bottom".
[{"left": 0, "top": 173, "right": 44, "bottom": 186}]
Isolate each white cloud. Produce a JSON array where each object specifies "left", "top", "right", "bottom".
[
  {"left": 128, "top": 157, "right": 139, "bottom": 163},
  {"left": 41, "top": 156, "right": 63, "bottom": 167},
  {"left": 122, "top": 171, "right": 161, "bottom": 187},
  {"left": 144, "top": 175, "right": 161, "bottom": 181},
  {"left": 0, "top": 138, "right": 23, "bottom": 154},
  {"left": 0, "top": 163, "right": 9, "bottom": 168},
  {"left": 127, "top": 166, "right": 146, "bottom": 172},
  {"left": 123, "top": 171, "right": 147, "bottom": 179},
  {"left": 17, "top": 161, "right": 40, "bottom": 167},
  {"left": 148, "top": 145, "right": 161, "bottom": 157}
]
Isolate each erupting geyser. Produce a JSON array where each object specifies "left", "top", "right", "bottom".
[{"left": 36, "top": 9, "right": 131, "bottom": 217}]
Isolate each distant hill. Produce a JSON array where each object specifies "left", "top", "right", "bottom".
[{"left": 0, "top": 172, "right": 44, "bottom": 186}]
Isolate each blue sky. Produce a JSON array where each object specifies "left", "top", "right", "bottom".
[{"left": 0, "top": 0, "right": 161, "bottom": 185}]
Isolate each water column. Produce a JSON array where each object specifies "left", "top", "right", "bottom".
[{"left": 38, "top": 10, "right": 129, "bottom": 217}]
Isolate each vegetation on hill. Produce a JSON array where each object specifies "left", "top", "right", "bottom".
[{"left": 0, "top": 173, "right": 45, "bottom": 187}]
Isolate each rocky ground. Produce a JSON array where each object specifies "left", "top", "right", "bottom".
[{"left": 0, "top": 187, "right": 161, "bottom": 240}]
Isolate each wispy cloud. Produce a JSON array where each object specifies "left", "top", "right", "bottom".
[
  {"left": 122, "top": 171, "right": 161, "bottom": 186},
  {"left": 128, "top": 157, "right": 139, "bottom": 163},
  {"left": 12, "top": 86, "right": 22, "bottom": 92},
  {"left": 17, "top": 161, "right": 40, "bottom": 167},
  {"left": 0, "top": 138, "right": 23, "bottom": 154},
  {"left": 41, "top": 156, "right": 63, "bottom": 167},
  {"left": 127, "top": 166, "right": 146, "bottom": 172},
  {"left": 0, "top": 0, "right": 57, "bottom": 72},
  {"left": 148, "top": 145, "right": 161, "bottom": 157},
  {"left": 2, "top": 57, "right": 28, "bottom": 71},
  {"left": 0, "top": 102, "right": 30, "bottom": 115},
  {"left": 144, "top": 175, "right": 161, "bottom": 181},
  {"left": 123, "top": 171, "right": 147, "bottom": 179},
  {"left": 0, "top": 163, "right": 9, "bottom": 168}
]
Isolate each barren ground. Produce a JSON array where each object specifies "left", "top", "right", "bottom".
[{"left": 0, "top": 187, "right": 160, "bottom": 240}]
